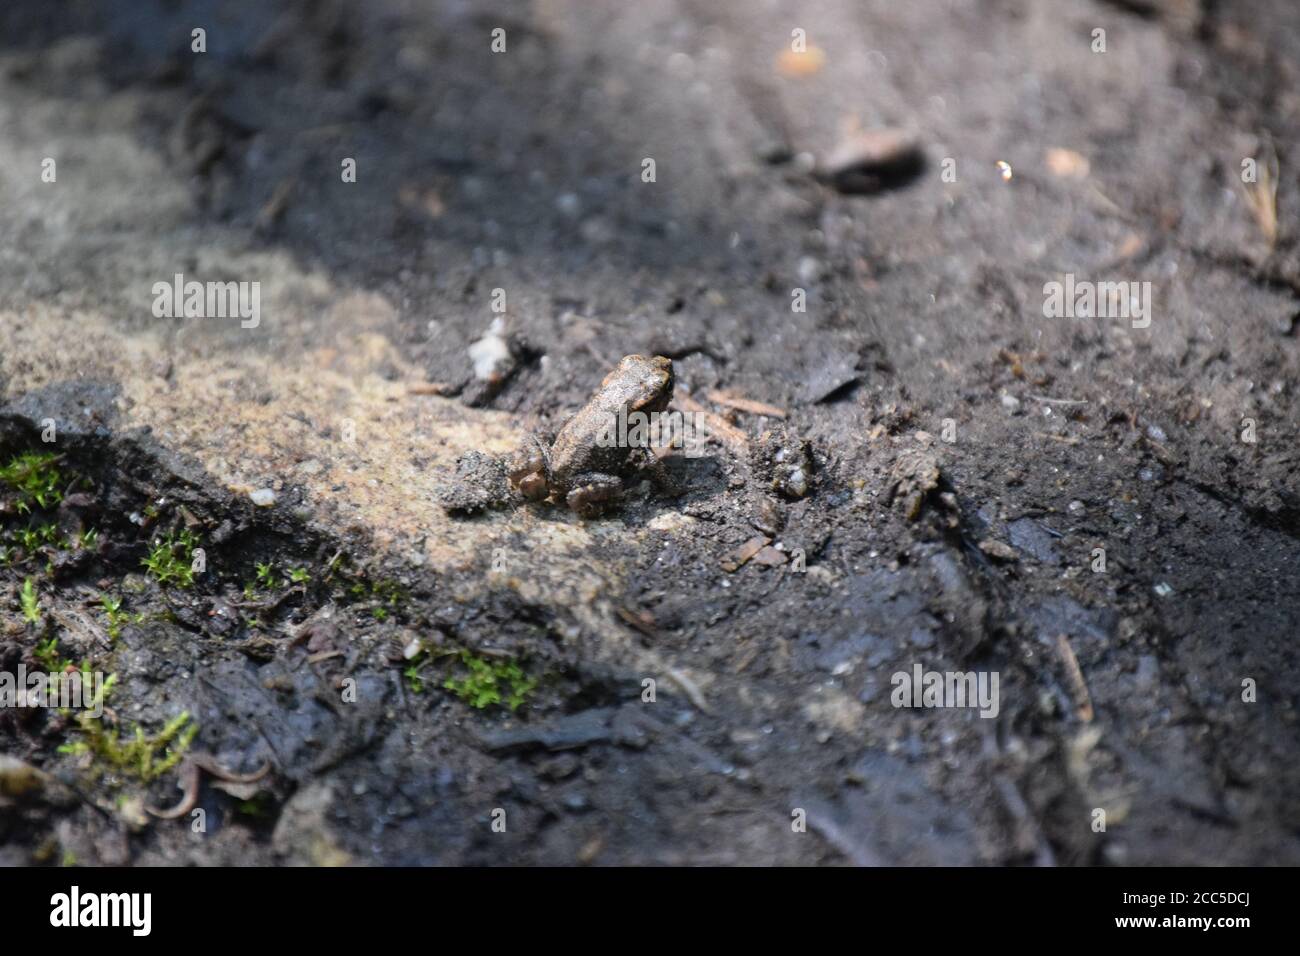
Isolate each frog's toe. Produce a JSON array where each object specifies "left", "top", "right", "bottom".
[
  {"left": 566, "top": 475, "right": 622, "bottom": 518},
  {"left": 517, "top": 471, "right": 549, "bottom": 501}
]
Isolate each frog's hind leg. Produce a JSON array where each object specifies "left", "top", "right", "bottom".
[{"left": 565, "top": 473, "right": 623, "bottom": 518}]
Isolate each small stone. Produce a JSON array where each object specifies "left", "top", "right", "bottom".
[
  {"left": 751, "top": 545, "right": 789, "bottom": 567},
  {"left": 757, "top": 141, "right": 794, "bottom": 165},
  {"left": 0, "top": 755, "right": 49, "bottom": 798},
  {"left": 438, "top": 451, "right": 511, "bottom": 515},
  {"left": 798, "top": 256, "right": 824, "bottom": 283},
  {"left": 722, "top": 536, "right": 769, "bottom": 572},
  {"left": 888, "top": 449, "right": 941, "bottom": 521},
  {"left": 467, "top": 318, "right": 512, "bottom": 382},
  {"left": 1045, "top": 148, "right": 1090, "bottom": 179},
  {"left": 116, "top": 796, "right": 150, "bottom": 831},
  {"left": 752, "top": 496, "right": 784, "bottom": 535},
  {"left": 1007, "top": 517, "right": 1061, "bottom": 565},
  {"left": 781, "top": 466, "right": 808, "bottom": 498},
  {"left": 759, "top": 431, "right": 815, "bottom": 500},
  {"left": 1153, "top": 582, "right": 1174, "bottom": 598},
  {"left": 979, "top": 539, "right": 1019, "bottom": 562},
  {"left": 818, "top": 128, "right": 924, "bottom": 194},
  {"left": 250, "top": 488, "right": 277, "bottom": 507}
]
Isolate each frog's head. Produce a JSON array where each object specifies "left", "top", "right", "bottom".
[{"left": 613, "top": 354, "right": 674, "bottom": 413}]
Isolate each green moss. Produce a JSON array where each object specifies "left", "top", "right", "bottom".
[
  {"left": 337, "top": 565, "right": 406, "bottom": 621},
  {"left": 444, "top": 651, "right": 537, "bottom": 712},
  {"left": 141, "top": 530, "right": 199, "bottom": 588},
  {"left": 254, "top": 561, "right": 279, "bottom": 589},
  {"left": 234, "top": 792, "right": 276, "bottom": 818},
  {"left": 403, "top": 654, "right": 427, "bottom": 693},
  {"left": 367, "top": 578, "right": 405, "bottom": 620},
  {"left": 59, "top": 677, "right": 198, "bottom": 783},
  {"left": 0, "top": 452, "right": 63, "bottom": 511},
  {"left": 100, "top": 594, "right": 128, "bottom": 641},
  {"left": 19, "top": 577, "right": 41, "bottom": 625},
  {"left": 33, "top": 635, "right": 66, "bottom": 671}
]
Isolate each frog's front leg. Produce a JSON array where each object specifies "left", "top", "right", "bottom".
[
  {"left": 565, "top": 473, "right": 624, "bottom": 517},
  {"left": 507, "top": 435, "right": 552, "bottom": 502}
]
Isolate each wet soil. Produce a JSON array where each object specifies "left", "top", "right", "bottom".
[{"left": 1, "top": 0, "right": 1298, "bottom": 865}]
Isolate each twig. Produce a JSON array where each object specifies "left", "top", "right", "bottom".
[
  {"left": 661, "top": 665, "right": 712, "bottom": 714},
  {"left": 1239, "top": 134, "right": 1279, "bottom": 248},
  {"left": 1055, "top": 633, "right": 1095, "bottom": 722},
  {"left": 616, "top": 606, "right": 659, "bottom": 640},
  {"left": 147, "top": 753, "right": 271, "bottom": 819},
  {"left": 1028, "top": 395, "right": 1088, "bottom": 406},
  {"left": 705, "top": 389, "right": 787, "bottom": 419},
  {"left": 230, "top": 585, "right": 304, "bottom": 612},
  {"left": 675, "top": 392, "right": 748, "bottom": 454}
]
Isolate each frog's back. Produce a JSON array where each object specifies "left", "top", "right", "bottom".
[{"left": 548, "top": 355, "right": 674, "bottom": 492}]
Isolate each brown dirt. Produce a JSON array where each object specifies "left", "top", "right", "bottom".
[{"left": 1, "top": 0, "right": 1297, "bottom": 865}]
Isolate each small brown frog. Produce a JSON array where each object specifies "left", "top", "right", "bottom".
[{"left": 507, "top": 354, "right": 675, "bottom": 516}]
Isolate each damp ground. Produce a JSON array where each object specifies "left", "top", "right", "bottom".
[{"left": 1, "top": 0, "right": 1298, "bottom": 865}]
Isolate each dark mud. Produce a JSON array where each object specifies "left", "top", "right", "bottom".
[{"left": 2, "top": 0, "right": 1299, "bottom": 865}]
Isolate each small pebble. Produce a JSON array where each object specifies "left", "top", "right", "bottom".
[
  {"left": 781, "top": 466, "right": 809, "bottom": 498},
  {"left": 819, "top": 128, "right": 924, "bottom": 194},
  {"left": 555, "top": 193, "right": 581, "bottom": 219},
  {"left": 250, "top": 488, "right": 277, "bottom": 507},
  {"left": 467, "top": 318, "right": 511, "bottom": 381},
  {"left": 798, "top": 256, "right": 824, "bottom": 283},
  {"left": 752, "top": 496, "right": 785, "bottom": 535},
  {"left": 979, "top": 539, "right": 1018, "bottom": 562}
]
